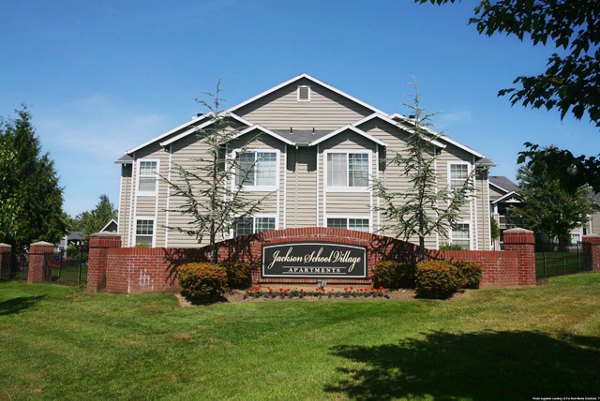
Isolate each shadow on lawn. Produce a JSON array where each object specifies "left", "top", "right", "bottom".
[
  {"left": 0, "top": 296, "right": 45, "bottom": 316},
  {"left": 326, "top": 331, "right": 600, "bottom": 401}
]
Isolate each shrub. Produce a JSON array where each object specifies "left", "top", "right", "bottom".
[
  {"left": 178, "top": 262, "right": 228, "bottom": 304},
  {"left": 372, "top": 261, "right": 416, "bottom": 289},
  {"left": 452, "top": 260, "right": 483, "bottom": 289},
  {"left": 415, "top": 260, "right": 458, "bottom": 299},
  {"left": 219, "top": 261, "right": 252, "bottom": 290},
  {"left": 440, "top": 243, "right": 464, "bottom": 250}
]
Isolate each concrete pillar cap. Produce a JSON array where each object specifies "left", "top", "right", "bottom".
[
  {"left": 90, "top": 232, "right": 122, "bottom": 237},
  {"left": 504, "top": 228, "right": 534, "bottom": 234},
  {"left": 0, "top": 243, "right": 11, "bottom": 247},
  {"left": 30, "top": 241, "right": 55, "bottom": 246}
]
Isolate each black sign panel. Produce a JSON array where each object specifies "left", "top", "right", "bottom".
[{"left": 262, "top": 242, "right": 367, "bottom": 278}]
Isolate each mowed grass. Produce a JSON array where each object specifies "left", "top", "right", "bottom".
[{"left": 1, "top": 274, "right": 599, "bottom": 401}]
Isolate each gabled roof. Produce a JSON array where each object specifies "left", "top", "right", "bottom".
[
  {"left": 308, "top": 125, "right": 387, "bottom": 147},
  {"left": 491, "top": 191, "right": 523, "bottom": 205},
  {"left": 489, "top": 176, "right": 520, "bottom": 194},
  {"left": 126, "top": 114, "right": 208, "bottom": 154},
  {"left": 100, "top": 219, "right": 118, "bottom": 233},
  {"left": 225, "top": 73, "right": 387, "bottom": 116},
  {"left": 225, "top": 124, "right": 296, "bottom": 146},
  {"left": 159, "top": 113, "right": 253, "bottom": 147},
  {"left": 353, "top": 113, "right": 446, "bottom": 149},
  {"left": 388, "top": 113, "right": 485, "bottom": 159}
]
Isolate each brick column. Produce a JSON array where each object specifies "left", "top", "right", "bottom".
[
  {"left": 87, "top": 233, "right": 121, "bottom": 292},
  {"left": 503, "top": 228, "right": 536, "bottom": 286},
  {"left": 582, "top": 235, "right": 600, "bottom": 272},
  {"left": 0, "top": 243, "right": 11, "bottom": 279},
  {"left": 28, "top": 241, "right": 55, "bottom": 283}
]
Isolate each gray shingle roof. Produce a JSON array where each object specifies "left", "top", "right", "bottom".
[
  {"left": 489, "top": 176, "right": 520, "bottom": 193},
  {"left": 271, "top": 129, "right": 332, "bottom": 146}
]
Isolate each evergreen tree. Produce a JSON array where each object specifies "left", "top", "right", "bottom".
[
  {"left": 373, "top": 89, "right": 473, "bottom": 260},
  {"left": 0, "top": 108, "right": 67, "bottom": 248},
  {"left": 70, "top": 195, "right": 118, "bottom": 237}
]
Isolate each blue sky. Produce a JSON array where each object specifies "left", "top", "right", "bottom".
[{"left": 2, "top": 0, "right": 598, "bottom": 216}]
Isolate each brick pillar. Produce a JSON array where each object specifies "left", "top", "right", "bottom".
[
  {"left": 0, "top": 243, "right": 11, "bottom": 279},
  {"left": 87, "top": 233, "right": 121, "bottom": 292},
  {"left": 503, "top": 228, "right": 536, "bottom": 286},
  {"left": 582, "top": 235, "right": 600, "bottom": 272},
  {"left": 28, "top": 241, "right": 55, "bottom": 283}
]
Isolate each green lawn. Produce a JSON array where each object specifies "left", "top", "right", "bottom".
[{"left": 1, "top": 274, "right": 599, "bottom": 401}]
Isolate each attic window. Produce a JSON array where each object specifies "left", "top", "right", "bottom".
[{"left": 297, "top": 85, "right": 311, "bottom": 102}]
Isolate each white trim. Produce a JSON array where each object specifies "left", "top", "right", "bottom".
[
  {"left": 136, "top": 159, "right": 160, "bottom": 197},
  {"left": 489, "top": 180, "right": 512, "bottom": 195},
  {"left": 434, "top": 148, "right": 440, "bottom": 250},
  {"left": 165, "top": 144, "right": 172, "bottom": 247},
  {"left": 324, "top": 149, "right": 371, "bottom": 193},
  {"left": 447, "top": 161, "right": 471, "bottom": 194},
  {"left": 472, "top": 156, "right": 478, "bottom": 250},
  {"left": 129, "top": 156, "right": 137, "bottom": 247},
  {"left": 159, "top": 113, "right": 254, "bottom": 148},
  {"left": 388, "top": 112, "right": 484, "bottom": 158},
  {"left": 134, "top": 216, "right": 156, "bottom": 248},
  {"left": 117, "top": 172, "right": 123, "bottom": 233},
  {"left": 491, "top": 191, "right": 523, "bottom": 205},
  {"left": 309, "top": 125, "right": 387, "bottom": 147},
  {"left": 126, "top": 114, "right": 208, "bottom": 154},
  {"left": 297, "top": 85, "right": 311, "bottom": 102},
  {"left": 226, "top": 124, "right": 295, "bottom": 146},
  {"left": 353, "top": 113, "right": 446, "bottom": 149},
  {"left": 316, "top": 144, "right": 320, "bottom": 226},
  {"left": 225, "top": 73, "right": 387, "bottom": 116},
  {"left": 232, "top": 149, "right": 281, "bottom": 192},
  {"left": 282, "top": 146, "right": 287, "bottom": 229},
  {"left": 325, "top": 214, "right": 371, "bottom": 233},
  {"left": 232, "top": 214, "right": 278, "bottom": 237},
  {"left": 100, "top": 219, "right": 118, "bottom": 233}
]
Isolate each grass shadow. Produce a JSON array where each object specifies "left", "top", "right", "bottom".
[
  {"left": 326, "top": 331, "right": 600, "bottom": 400},
  {"left": 0, "top": 295, "right": 45, "bottom": 316}
]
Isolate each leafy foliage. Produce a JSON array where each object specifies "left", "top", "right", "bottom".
[
  {"left": 452, "top": 260, "right": 483, "bottom": 289},
  {"left": 178, "top": 262, "right": 228, "bottom": 304},
  {"left": 69, "top": 195, "right": 117, "bottom": 237},
  {"left": 163, "top": 80, "right": 267, "bottom": 264},
  {"left": 219, "top": 261, "right": 252, "bottom": 290},
  {"left": 518, "top": 142, "right": 600, "bottom": 193},
  {"left": 416, "top": 0, "right": 600, "bottom": 126},
  {"left": 373, "top": 87, "right": 473, "bottom": 259},
  {"left": 490, "top": 217, "right": 501, "bottom": 242},
  {"left": 415, "top": 260, "right": 458, "bottom": 299},
  {"left": 0, "top": 108, "right": 67, "bottom": 247},
  {"left": 372, "top": 261, "right": 416, "bottom": 289},
  {"left": 511, "top": 156, "right": 595, "bottom": 246}
]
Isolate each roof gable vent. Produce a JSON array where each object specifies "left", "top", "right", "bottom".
[{"left": 297, "top": 85, "right": 311, "bottom": 102}]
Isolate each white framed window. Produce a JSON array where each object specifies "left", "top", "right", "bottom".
[
  {"left": 571, "top": 233, "right": 581, "bottom": 245},
  {"left": 234, "top": 216, "right": 276, "bottom": 237},
  {"left": 450, "top": 223, "right": 471, "bottom": 250},
  {"left": 235, "top": 150, "right": 278, "bottom": 191},
  {"left": 448, "top": 162, "right": 470, "bottom": 192},
  {"left": 326, "top": 151, "right": 369, "bottom": 191},
  {"left": 297, "top": 85, "right": 311, "bottom": 102},
  {"left": 137, "top": 160, "right": 159, "bottom": 196},
  {"left": 326, "top": 217, "right": 370, "bottom": 232},
  {"left": 135, "top": 218, "right": 154, "bottom": 247}
]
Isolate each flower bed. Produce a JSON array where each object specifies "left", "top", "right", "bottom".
[{"left": 243, "top": 286, "right": 391, "bottom": 300}]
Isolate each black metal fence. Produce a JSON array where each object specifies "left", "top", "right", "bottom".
[
  {"left": 535, "top": 242, "right": 590, "bottom": 279},
  {"left": 44, "top": 247, "right": 88, "bottom": 286},
  {"left": 10, "top": 251, "right": 29, "bottom": 280}
]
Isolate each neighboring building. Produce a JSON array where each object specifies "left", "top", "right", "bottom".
[
  {"left": 489, "top": 176, "right": 600, "bottom": 246},
  {"left": 100, "top": 219, "right": 118, "bottom": 233},
  {"left": 116, "top": 73, "right": 492, "bottom": 250}
]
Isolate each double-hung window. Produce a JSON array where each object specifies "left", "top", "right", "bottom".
[
  {"left": 236, "top": 151, "right": 277, "bottom": 190},
  {"left": 449, "top": 163, "right": 469, "bottom": 192},
  {"left": 234, "top": 216, "right": 276, "bottom": 237},
  {"left": 135, "top": 219, "right": 154, "bottom": 247},
  {"left": 450, "top": 223, "right": 470, "bottom": 249},
  {"left": 326, "top": 152, "right": 369, "bottom": 190},
  {"left": 326, "top": 217, "right": 370, "bottom": 232},
  {"left": 138, "top": 160, "right": 158, "bottom": 195}
]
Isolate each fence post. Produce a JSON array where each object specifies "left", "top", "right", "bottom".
[
  {"left": 503, "top": 228, "right": 536, "bottom": 286},
  {"left": 87, "top": 233, "right": 121, "bottom": 292},
  {"left": 582, "top": 235, "right": 600, "bottom": 272},
  {"left": 28, "top": 242, "right": 55, "bottom": 283},
  {"left": 0, "top": 243, "right": 11, "bottom": 279}
]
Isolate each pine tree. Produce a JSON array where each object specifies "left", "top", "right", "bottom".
[{"left": 0, "top": 108, "right": 67, "bottom": 248}]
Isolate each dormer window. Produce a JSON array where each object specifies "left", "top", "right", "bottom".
[{"left": 297, "top": 85, "right": 311, "bottom": 102}]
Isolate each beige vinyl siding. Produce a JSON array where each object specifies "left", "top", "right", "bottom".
[
  {"left": 118, "top": 165, "right": 132, "bottom": 246},
  {"left": 591, "top": 211, "right": 600, "bottom": 235},
  {"left": 476, "top": 170, "right": 491, "bottom": 249},
  {"left": 489, "top": 186, "right": 507, "bottom": 198},
  {"left": 236, "top": 78, "right": 373, "bottom": 130},
  {"left": 286, "top": 146, "right": 318, "bottom": 227}
]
